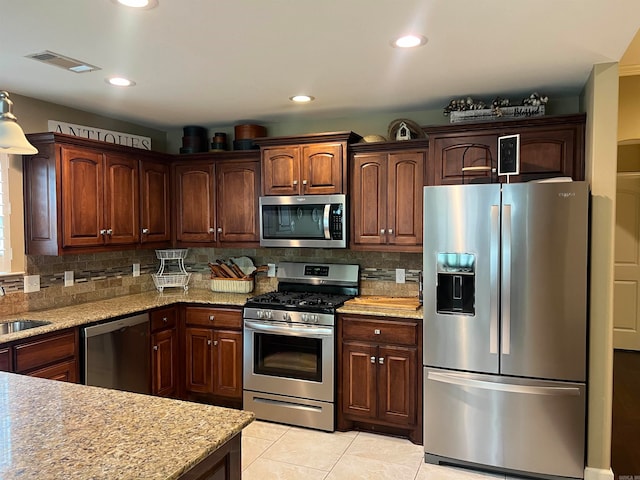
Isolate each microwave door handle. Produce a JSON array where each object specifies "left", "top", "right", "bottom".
[{"left": 323, "top": 204, "right": 331, "bottom": 239}]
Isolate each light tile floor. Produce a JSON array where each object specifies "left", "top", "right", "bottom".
[{"left": 242, "top": 420, "right": 509, "bottom": 480}]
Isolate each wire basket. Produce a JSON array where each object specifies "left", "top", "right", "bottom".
[
  {"left": 152, "top": 273, "right": 191, "bottom": 292},
  {"left": 155, "top": 249, "right": 189, "bottom": 260}
]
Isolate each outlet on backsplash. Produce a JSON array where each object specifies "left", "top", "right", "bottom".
[{"left": 24, "top": 275, "right": 41, "bottom": 293}]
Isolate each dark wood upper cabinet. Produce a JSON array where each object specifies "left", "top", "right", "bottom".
[
  {"left": 140, "top": 158, "right": 171, "bottom": 244},
  {"left": 423, "top": 113, "right": 585, "bottom": 185},
  {"left": 173, "top": 151, "right": 260, "bottom": 247},
  {"left": 24, "top": 133, "right": 170, "bottom": 255},
  {"left": 350, "top": 140, "right": 426, "bottom": 252},
  {"left": 255, "top": 132, "right": 361, "bottom": 196}
]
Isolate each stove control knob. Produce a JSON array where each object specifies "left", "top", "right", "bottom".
[
  {"left": 265, "top": 310, "right": 273, "bottom": 320},
  {"left": 256, "top": 310, "right": 264, "bottom": 319},
  {"left": 312, "top": 314, "right": 319, "bottom": 324},
  {"left": 283, "top": 312, "right": 291, "bottom": 321}
]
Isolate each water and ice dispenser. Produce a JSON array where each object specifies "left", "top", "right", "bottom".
[{"left": 436, "top": 253, "right": 475, "bottom": 315}]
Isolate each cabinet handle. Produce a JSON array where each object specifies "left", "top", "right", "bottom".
[
  {"left": 208, "top": 227, "right": 215, "bottom": 233},
  {"left": 106, "top": 229, "right": 113, "bottom": 235},
  {"left": 370, "top": 356, "right": 376, "bottom": 364},
  {"left": 100, "top": 229, "right": 107, "bottom": 235},
  {"left": 378, "top": 357, "right": 385, "bottom": 365},
  {"left": 217, "top": 227, "right": 222, "bottom": 233},
  {"left": 153, "top": 345, "right": 158, "bottom": 351},
  {"left": 207, "top": 339, "right": 212, "bottom": 346},
  {"left": 142, "top": 228, "right": 149, "bottom": 234},
  {"left": 213, "top": 340, "right": 218, "bottom": 346},
  {"left": 162, "top": 317, "right": 168, "bottom": 322},
  {"left": 380, "top": 229, "right": 386, "bottom": 235},
  {"left": 388, "top": 228, "right": 393, "bottom": 235},
  {"left": 209, "top": 315, "right": 215, "bottom": 321},
  {"left": 302, "top": 179, "right": 307, "bottom": 185},
  {"left": 374, "top": 329, "right": 381, "bottom": 335},
  {"left": 293, "top": 180, "right": 298, "bottom": 186}
]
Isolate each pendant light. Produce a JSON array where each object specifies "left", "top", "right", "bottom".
[{"left": 0, "top": 91, "right": 38, "bottom": 154}]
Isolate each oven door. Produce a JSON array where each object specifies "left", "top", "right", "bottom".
[{"left": 243, "top": 319, "right": 334, "bottom": 402}]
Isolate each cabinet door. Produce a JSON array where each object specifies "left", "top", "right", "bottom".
[
  {"left": 517, "top": 126, "right": 581, "bottom": 181},
  {"left": 341, "top": 340, "right": 378, "bottom": 420},
  {"left": 185, "top": 327, "right": 213, "bottom": 393},
  {"left": 430, "top": 133, "right": 497, "bottom": 185},
  {"left": 175, "top": 163, "right": 215, "bottom": 243},
  {"left": 377, "top": 345, "right": 417, "bottom": 426},
  {"left": 387, "top": 151, "right": 423, "bottom": 246},
  {"left": 140, "top": 159, "right": 171, "bottom": 244},
  {"left": 213, "top": 330, "right": 242, "bottom": 398},
  {"left": 302, "top": 143, "right": 344, "bottom": 194},
  {"left": 152, "top": 328, "right": 178, "bottom": 397},
  {"left": 216, "top": 160, "right": 260, "bottom": 244},
  {"left": 0, "top": 347, "right": 10, "bottom": 372},
  {"left": 351, "top": 153, "right": 387, "bottom": 246},
  {"left": 61, "top": 146, "right": 104, "bottom": 247},
  {"left": 262, "top": 147, "right": 301, "bottom": 195},
  {"left": 27, "top": 359, "right": 78, "bottom": 383},
  {"left": 104, "top": 153, "right": 139, "bottom": 245}
]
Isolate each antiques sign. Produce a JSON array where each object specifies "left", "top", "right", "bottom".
[{"left": 48, "top": 120, "right": 151, "bottom": 150}]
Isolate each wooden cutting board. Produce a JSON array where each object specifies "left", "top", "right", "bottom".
[{"left": 345, "top": 296, "right": 422, "bottom": 310}]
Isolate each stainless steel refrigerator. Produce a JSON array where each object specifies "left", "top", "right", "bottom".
[{"left": 422, "top": 181, "right": 588, "bottom": 479}]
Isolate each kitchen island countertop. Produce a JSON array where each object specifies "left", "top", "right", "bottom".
[{"left": 0, "top": 371, "right": 254, "bottom": 479}]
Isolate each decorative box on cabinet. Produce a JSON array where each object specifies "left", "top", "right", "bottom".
[
  {"left": 423, "top": 113, "right": 585, "bottom": 185},
  {"left": 337, "top": 314, "right": 422, "bottom": 444},
  {"left": 23, "top": 133, "right": 172, "bottom": 255},
  {"left": 350, "top": 140, "right": 427, "bottom": 252},
  {"left": 183, "top": 306, "right": 243, "bottom": 408},
  {"left": 254, "top": 131, "right": 362, "bottom": 196},
  {"left": 173, "top": 151, "right": 260, "bottom": 247},
  {"left": 151, "top": 306, "right": 179, "bottom": 398}
]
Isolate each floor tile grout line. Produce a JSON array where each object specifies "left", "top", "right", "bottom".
[{"left": 324, "top": 431, "right": 360, "bottom": 476}]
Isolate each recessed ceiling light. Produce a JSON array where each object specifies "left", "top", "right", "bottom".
[
  {"left": 106, "top": 76, "right": 136, "bottom": 87},
  {"left": 290, "top": 95, "right": 315, "bottom": 103},
  {"left": 391, "top": 34, "right": 427, "bottom": 48},
  {"left": 112, "top": 0, "right": 159, "bottom": 9}
]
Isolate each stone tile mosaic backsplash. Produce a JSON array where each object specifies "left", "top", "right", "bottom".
[{"left": 0, "top": 247, "right": 421, "bottom": 317}]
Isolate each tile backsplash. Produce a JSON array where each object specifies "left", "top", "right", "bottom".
[{"left": 0, "top": 247, "right": 421, "bottom": 317}]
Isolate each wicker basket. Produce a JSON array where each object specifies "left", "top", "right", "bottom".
[{"left": 210, "top": 278, "right": 254, "bottom": 294}]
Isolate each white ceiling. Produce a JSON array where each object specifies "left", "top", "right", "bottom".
[{"left": 1, "top": 0, "right": 640, "bottom": 131}]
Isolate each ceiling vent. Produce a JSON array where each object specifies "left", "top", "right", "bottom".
[{"left": 25, "top": 50, "right": 100, "bottom": 73}]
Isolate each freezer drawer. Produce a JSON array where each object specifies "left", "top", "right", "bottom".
[{"left": 423, "top": 368, "right": 585, "bottom": 479}]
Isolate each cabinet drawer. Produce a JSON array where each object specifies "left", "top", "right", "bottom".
[
  {"left": 185, "top": 307, "right": 242, "bottom": 329},
  {"left": 14, "top": 330, "right": 77, "bottom": 373},
  {"left": 151, "top": 306, "right": 177, "bottom": 332},
  {"left": 342, "top": 317, "right": 418, "bottom": 346},
  {"left": 28, "top": 358, "right": 78, "bottom": 383}
]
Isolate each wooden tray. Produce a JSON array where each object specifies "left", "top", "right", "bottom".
[{"left": 344, "top": 296, "right": 421, "bottom": 310}]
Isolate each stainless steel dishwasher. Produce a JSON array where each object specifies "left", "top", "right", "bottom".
[{"left": 82, "top": 312, "right": 150, "bottom": 394}]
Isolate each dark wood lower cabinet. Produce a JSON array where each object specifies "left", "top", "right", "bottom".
[
  {"left": 0, "top": 346, "right": 12, "bottom": 372},
  {"left": 337, "top": 314, "right": 422, "bottom": 444},
  {"left": 178, "top": 433, "right": 241, "bottom": 480},
  {"left": 12, "top": 328, "right": 79, "bottom": 382},
  {"left": 184, "top": 306, "right": 243, "bottom": 408},
  {"left": 151, "top": 306, "right": 179, "bottom": 398}
]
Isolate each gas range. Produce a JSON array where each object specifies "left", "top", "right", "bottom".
[{"left": 243, "top": 262, "right": 360, "bottom": 326}]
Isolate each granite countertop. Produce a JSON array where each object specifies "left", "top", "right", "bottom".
[
  {"left": 337, "top": 303, "right": 423, "bottom": 320},
  {"left": 0, "top": 289, "right": 251, "bottom": 343},
  {"left": 0, "top": 371, "right": 254, "bottom": 480}
]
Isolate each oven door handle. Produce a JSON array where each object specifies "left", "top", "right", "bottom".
[{"left": 244, "top": 320, "right": 333, "bottom": 338}]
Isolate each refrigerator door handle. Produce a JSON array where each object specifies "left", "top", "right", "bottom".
[
  {"left": 502, "top": 203, "right": 512, "bottom": 355},
  {"left": 490, "top": 204, "right": 500, "bottom": 354},
  {"left": 427, "top": 371, "right": 581, "bottom": 396}
]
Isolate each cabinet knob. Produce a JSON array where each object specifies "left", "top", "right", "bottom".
[
  {"left": 370, "top": 356, "right": 376, "bottom": 364},
  {"left": 217, "top": 227, "right": 222, "bottom": 233},
  {"left": 100, "top": 229, "right": 107, "bottom": 235},
  {"left": 208, "top": 227, "right": 215, "bottom": 233},
  {"left": 209, "top": 315, "right": 215, "bottom": 321},
  {"left": 142, "top": 228, "right": 150, "bottom": 234},
  {"left": 374, "top": 329, "right": 381, "bottom": 335},
  {"left": 153, "top": 345, "right": 158, "bottom": 351},
  {"left": 106, "top": 229, "right": 113, "bottom": 235},
  {"left": 213, "top": 340, "right": 218, "bottom": 346},
  {"left": 207, "top": 339, "right": 212, "bottom": 346},
  {"left": 302, "top": 179, "right": 307, "bottom": 185},
  {"left": 378, "top": 357, "right": 385, "bottom": 365},
  {"left": 388, "top": 228, "right": 393, "bottom": 235},
  {"left": 162, "top": 317, "right": 168, "bottom": 322},
  {"left": 293, "top": 180, "right": 298, "bottom": 186},
  {"left": 380, "top": 229, "right": 386, "bottom": 235}
]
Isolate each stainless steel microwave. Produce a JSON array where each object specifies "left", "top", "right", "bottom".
[{"left": 259, "top": 194, "right": 347, "bottom": 248}]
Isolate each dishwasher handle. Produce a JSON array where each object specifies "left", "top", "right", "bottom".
[{"left": 83, "top": 313, "right": 149, "bottom": 338}]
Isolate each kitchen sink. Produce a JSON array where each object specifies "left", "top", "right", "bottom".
[{"left": 0, "top": 320, "right": 51, "bottom": 335}]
